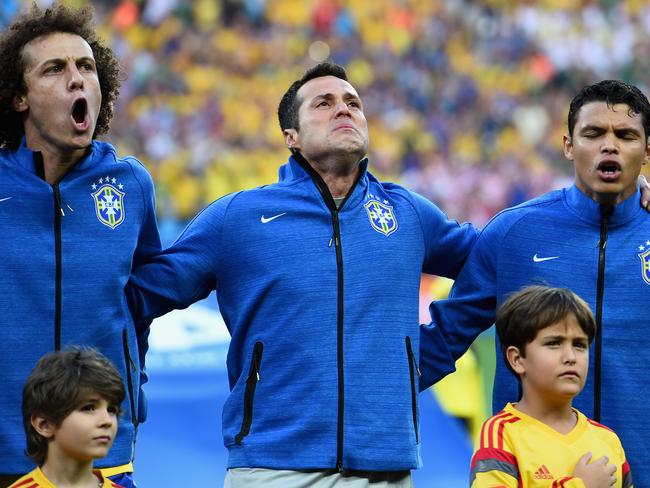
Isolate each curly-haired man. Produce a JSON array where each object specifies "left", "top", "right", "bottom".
[{"left": 0, "top": 4, "right": 160, "bottom": 487}]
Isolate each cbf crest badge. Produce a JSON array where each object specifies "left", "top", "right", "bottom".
[
  {"left": 91, "top": 177, "right": 125, "bottom": 229},
  {"left": 364, "top": 195, "right": 398, "bottom": 236},
  {"left": 638, "top": 239, "right": 650, "bottom": 285}
]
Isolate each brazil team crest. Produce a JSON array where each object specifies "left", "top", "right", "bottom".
[
  {"left": 638, "top": 239, "right": 650, "bottom": 285},
  {"left": 364, "top": 196, "right": 398, "bottom": 236},
  {"left": 91, "top": 177, "right": 125, "bottom": 229}
]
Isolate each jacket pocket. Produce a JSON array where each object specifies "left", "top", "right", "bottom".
[
  {"left": 405, "top": 336, "right": 420, "bottom": 444},
  {"left": 235, "top": 341, "right": 264, "bottom": 445},
  {"left": 122, "top": 329, "right": 138, "bottom": 427}
]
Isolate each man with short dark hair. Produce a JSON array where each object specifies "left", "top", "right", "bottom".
[
  {"left": 421, "top": 79, "right": 650, "bottom": 486},
  {"left": 0, "top": 4, "right": 160, "bottom": 486},
  {"left": 127, "top": 62, "right": 478, "bottom": 487}
]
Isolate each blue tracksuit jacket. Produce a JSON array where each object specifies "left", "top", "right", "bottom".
[
  {"left": 421, "top": 184, "right": 650, "bottom": 486},
  {"left": 127, "top": 154, "right": 478, "bottom": 471},
  {"left": 0, "top": 140, "right": 160, "bottom": 474}
]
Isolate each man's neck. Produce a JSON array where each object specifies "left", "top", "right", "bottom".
[
  {"left": 320, "top": 170, "right": 360, "bottom": 198},
  {"left": 303, "top": 153, "right": 363, "bottom": 198},
  {"left": 25, "top": 137, "right": 88, "bottom": 185},
  {"left": 35, "top": 148, "right": 87, "bottom": 185}
]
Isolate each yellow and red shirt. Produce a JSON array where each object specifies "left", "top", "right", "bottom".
[
  {"left": 8, "top": 467, "right": 124, "bottom": 488},
  {"left": 470, "top": 403, "right": 632, "bottom": 488}
]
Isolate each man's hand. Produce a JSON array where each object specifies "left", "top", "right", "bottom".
[
  {"left": 572, "top": 452, "right": 616, "bottom": 487},
  {"left": 639, "top": 174, "right": 650, "bottom": 210}
]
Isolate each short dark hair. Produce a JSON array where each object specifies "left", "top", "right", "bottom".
[
  {"left": 0, "top": 3, "right": 121, "bottom": 149},
  {"left": 277, "top": 62, "right": 348, "bottom": 135},
  {"left": 496, "top": 285, "right": 596, "bottom": 377},
  {"left": 567, "top": 80, "right": 650, "bottom": 138},
  {"left": 22, "top": 346, "right": 125, "bottom": 466}
]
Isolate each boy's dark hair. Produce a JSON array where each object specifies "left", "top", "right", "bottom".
[
  {"left": 22, "top": 346, "right": 125, "bottom": 466},
  {"left": 0, "top": 3, "right": 121, "bottom": 149},
  {"left": 278, "top": 62, "right": 348, "bottom": 137},
  {"left": 496, "top": 285, "right": 596, "bottom": 377},
  {"left": 567, "top": 80, "right": 650, "bottom": 139}
]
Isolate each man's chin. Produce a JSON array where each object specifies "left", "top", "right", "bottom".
[
  {"left": 592, "top": 185, "right": 637, "bottom": 205},
  {"left": 69, "top": 134, "right": 94, "bottom": 149}
]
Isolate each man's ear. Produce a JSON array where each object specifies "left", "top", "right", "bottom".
[
  {"left": 283, "top": 128, "right": 299, "bottom": 151},
  {"left": 31, "top": 414, "right": 55, "bottom": 439},
  {"left": 13, "top": 93, "right": 28, "bottom": 113},
  {"left": 563, "top": 134, "right": 574, "bottom": 162},
  {"left": 644, "top": 136, "right": 650, "bottom": 165},
  {"left": 506, "top": 346, "right": 526, "bottom": 375}
]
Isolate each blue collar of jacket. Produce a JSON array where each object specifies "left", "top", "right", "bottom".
[
  {"left": 565, "top": 183, "right": 643, "bottom": 227},
  {"left": 279, "top": 152, "right": 371, "bottom": 210},
  {"left": 6, "top": 138, "right": 111, "bottom": 177}
]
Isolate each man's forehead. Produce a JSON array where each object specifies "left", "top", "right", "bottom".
[
  {"left": 298, "top": 75, "right": 359, "bottom": 100},
  {"left": 576, "top": 100, "right": 642, "bottom": 126},
  {"left": 23, "top": 32, "right": 94, "bottom": 64}
]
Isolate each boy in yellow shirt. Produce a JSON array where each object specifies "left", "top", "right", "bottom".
[
  {"left": 470, "top": 286, "right": 632, "bottom": 487},
  {"left": 9, "top": 348, "right": 125, "bottom": 488}
]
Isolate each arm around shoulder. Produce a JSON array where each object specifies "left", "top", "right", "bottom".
[
  {"left": 419, "top": 218, "right": 504, "bottom": 390},
  {"left": 409, "top": 191, "right": 479, "bottom": 279},
  {"left": 126, "top": 197, "right": 232, "bottom": 325}
]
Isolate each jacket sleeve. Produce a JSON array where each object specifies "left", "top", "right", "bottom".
[
  {"left": 419, "top": 215, "right": 505, "bottom": 391},
  {"left": 131, "top": 165, "right": 163, "bottom": 270},
  {"left": 126, "top": 197, "right": 231, "bottom": 327},
  {"left": 128, "top": 162, "right": 163, "bottom": 423},
  {"left": 410, "top": 193, "right": 478, "bottom": 279},
  {"left": 409, "top": 191, "right": 479, "bottom": 279}
]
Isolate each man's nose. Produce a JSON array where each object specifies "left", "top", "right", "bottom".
[
  {"left": 600, "top": 132, "right": 619, "bottom": 153},
  {"left": 67, "top": 64, "right": 84, "bottom": 91},
  {"left": 334, "top": 100, "right": 351, "bottom": 116}
]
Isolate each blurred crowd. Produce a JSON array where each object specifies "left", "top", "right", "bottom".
[{"left": 7, "top": 0, "right": 650, "bottom": 227}]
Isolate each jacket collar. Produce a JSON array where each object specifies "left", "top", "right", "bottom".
[
  {"left": 7, "top": 137, "right": 105, "bottom": 177},
  {"left": 565, "top": 183, "right": 643, "bottom": 226},
  {"left": 279, "top": 152, "right": 370, "bottom": 210}
]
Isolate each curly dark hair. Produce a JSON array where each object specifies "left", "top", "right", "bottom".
[{"left": 0, "top": 3, "right": 120, "bottom": 149}]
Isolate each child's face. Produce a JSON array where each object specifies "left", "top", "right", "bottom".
[
  {"left": 511, "top": 314, "right": 589, "bottom": 404},
  {"left": 48, "top": 393, "right": 119, "bottom": 462}
]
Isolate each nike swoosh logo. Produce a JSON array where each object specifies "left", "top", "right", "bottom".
[
  {"left": 0, "top": 197, "right": 12, "bottom": 203},
  {"left": 533, "top": 254, "right": 560, "bottom": 263},
  {"left": 260, "top": 212, "right": 287, "bottom": 224}
]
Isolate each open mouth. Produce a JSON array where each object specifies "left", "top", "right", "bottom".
[
  {"left": 597, "top": 161, "right": 621, "bottom": 180},
  {"left": 73, "top": 99, "right": 87, "bottom": 123},
  {"left": 71, "top": 99, "right": 89, "bottom": 130}
]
